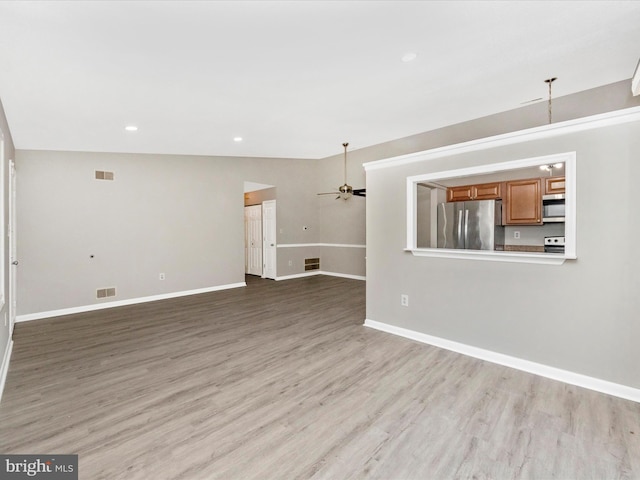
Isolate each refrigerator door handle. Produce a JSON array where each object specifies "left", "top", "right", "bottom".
[
  {"left": 464, "top": 209, "right": 469, "bottom": 247},
  {"left": 457, "top": 209, "right": 463, "bottom": 247}
]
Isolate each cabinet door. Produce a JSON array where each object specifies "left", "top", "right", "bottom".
[
  {"left": 505, "top": 178, "right": 542, "bottom": 225},
  {"left": 473, "top": 182, "right": 502, "bottom": 200},
  {"left": 545, "top": 176, "right": 565, "bottom": 195},
  {"left": 447, "top": 185, "right": 473, "bottom": 202}
]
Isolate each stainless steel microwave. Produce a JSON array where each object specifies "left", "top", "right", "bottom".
[{"left": 542, "top": 193, "right": 565, "bottom": 222}]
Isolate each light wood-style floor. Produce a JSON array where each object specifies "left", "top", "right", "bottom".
[{"left": 1, "top": 275, "right": 639, "bottom": 479}]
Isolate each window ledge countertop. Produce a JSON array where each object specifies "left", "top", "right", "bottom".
[{"left": 405, "top": 247, "right": 575, "bottom": 265}]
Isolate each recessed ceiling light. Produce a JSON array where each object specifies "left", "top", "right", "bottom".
[
  {"left": 125, "top": 125, "right": 138, "bottom": 132},
  {"left": 401, "top": 52, "right": 417, "bottom": 63},
  {"left": 233, "top": 137, "right": 243, "bottom": 142}
]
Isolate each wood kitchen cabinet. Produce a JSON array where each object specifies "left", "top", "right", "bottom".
[
  {"left": 447, "top": 182, "right": 502, "bottom": 202},
  {"left": 447, "top": 185, "right": 473, "bottom": 202},
  {"left": 504, "top": 178, "right": 542, "bottom": 225},
  {"left": 544, "top": 176, "right": 565, "bottom": 195},
  {"left": 473, "top": 182, "right": 502, "bottom": 200}
]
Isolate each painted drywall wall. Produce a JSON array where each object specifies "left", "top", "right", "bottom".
[
  {"left": 356, "top": 79, "right": 640, "bottom": 163},
  {"left": 16, "top": 150, "right": 318, "bottom": 316},
  {"left": 318, "top": 245, "right": 365, "bottom": 278},
  {"left": 0, "top": 97, "right": 14, "bottom": 398},
  {"left": 316, "top": 145, "right": 367, "bottom": 278},
  {"left": 365, "top": 118, "right": 640, "bottom": 389},
  {"left": 314, "top": 80, "right": 640, "bottom": 281}
]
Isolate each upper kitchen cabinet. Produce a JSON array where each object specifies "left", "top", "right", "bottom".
[
  {"left": 545, "top": 176, "right": 566, "bottom": 195},
  {"left": 447, "top": 185, "right": 473, "bottom": 202},
  {"left": 504, "top": 178, "right": 542, "bottom": 225},
  {"left": 473, "top": 182, "right": 502, "bottom": 200},
  {"left": 447, "top": 181, "right": 502, "bottom": 202}
]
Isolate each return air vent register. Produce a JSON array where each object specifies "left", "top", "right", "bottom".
[
  {"left": 95, "top": 170, "right": 114, "bottom": 180},
  {"left": 96, "top": 287, "right": 116, "bottom": 299},
  {"left": 305, "top": 258, "right": 320, "bottom": 271}
]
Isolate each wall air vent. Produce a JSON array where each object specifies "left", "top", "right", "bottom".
[
  {"left": 304, "top": 258, "right": 320, "bottom": 271},
  {"left": 96, "top": 287, "right": 116, "bottom": 298},
  {"left": 95, "top": 170, "right": 114, "bottom": 180}
]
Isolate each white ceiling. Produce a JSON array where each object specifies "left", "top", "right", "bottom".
[{"left": 1, "top": 1, "right": 639, "bottom": 159}]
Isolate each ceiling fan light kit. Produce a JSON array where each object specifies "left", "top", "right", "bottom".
[{"left": 317, "top": 142, "right": 366, "bottom": 200}]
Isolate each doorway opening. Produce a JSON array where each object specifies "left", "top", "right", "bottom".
[{"left": 244, "top": 182, "right": 276, "bottom": 279}]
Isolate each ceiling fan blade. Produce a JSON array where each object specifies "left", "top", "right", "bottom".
[
  {"left": 353, "top": 188, "right": 366, "bottom": 197},
  {"left": 317, "top": 191, "right": 340, "bottom": 195}
]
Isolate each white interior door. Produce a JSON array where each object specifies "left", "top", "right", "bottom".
[
  {"left": 8, "top": 160, "right": 17, "bottom": 331},
  {"left": 244, "top": 205, "right": 263, "bottom": 276},
  {"left": 262, "top": 200, "right": 277, "bottom": 279}
]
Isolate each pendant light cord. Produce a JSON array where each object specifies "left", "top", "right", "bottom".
[
  {"left": 343, "top": 142, "right": 348, "bottom": 185},
  {"left": 545, "top": 77, "right": 557, "bottom": 124}
]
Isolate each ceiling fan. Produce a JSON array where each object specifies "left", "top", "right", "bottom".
[{"left": 317, "top": 142, "right": 366, "bottom": 200}]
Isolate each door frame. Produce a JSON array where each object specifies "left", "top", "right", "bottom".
[
  {"left": 262, "top": 200, "right": 277, "bottom": 279},
  {"left": 8, "top": 159, "right": 16, "bottom": 332}
]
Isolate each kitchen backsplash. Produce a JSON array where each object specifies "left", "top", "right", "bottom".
[{"left": 504, "top": 223, "right": 565, "bottom": 246}]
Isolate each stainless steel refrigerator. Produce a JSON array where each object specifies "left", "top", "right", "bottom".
[{"left": 437, "top": 199, "right": 505, "bottom": 250}]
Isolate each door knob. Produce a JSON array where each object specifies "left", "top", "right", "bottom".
[{"left": 12, "top": 261, "right": 18, "bottom": 265}]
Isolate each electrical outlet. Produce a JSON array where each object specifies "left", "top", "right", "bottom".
[
  {"left": 159, "top": 273, "right": 165, "bottom": 280},
  {"left": 288, "top": 260, "right": 292, "bottom": 266},
  {"left": 514, "top": 231, "right": 520, "bottom": 239},
  {"left": 401, "top": 294, "right": 409, "bottom": 307}
]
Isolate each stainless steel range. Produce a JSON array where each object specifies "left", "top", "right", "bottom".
[{"left": 544, "top": 236, "right": 565, "bottom": 254}]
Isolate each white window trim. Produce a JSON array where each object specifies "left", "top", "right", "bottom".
[{"left": 406, "top": 152, "right": 577, "bottom": 265}]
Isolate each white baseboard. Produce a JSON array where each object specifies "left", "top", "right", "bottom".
[
  {"left": 276, "top": 271, "right": 321, "bottom": 281},
  {"left": 277, "top": 243, "right": 366, "bottom": 249},
  {"left": 276, "top": 271, "right": 366, "bottom": 281},
  {"left": 16, "top": 282, "right": 247, "bottom": 323},
  {"left": 319, "top": 271, "right": 366, "bottom": 281},
  {"left": 364, "top": 319, "right": 640, "bottom": 404},
  {"left": 0, "top": 337, "right": 13, "bottom": 404}
]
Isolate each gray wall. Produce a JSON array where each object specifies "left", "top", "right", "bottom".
[
  {"left": 316, "top": 145, "right": 367, "bottom": 277},
  {"left": 313, "top": 79, "right": 640, "bottom": 279},
  {"left": 0, "top": 97, "right": 14, "bottom": 385},
  {"left": 366, "top": 118, "right": 640, "bottom": 389},
  {"left": 355, "top": 79, "right": 640, "bottom": 163},
  {"left": 416, "top": 185, "right": 435, "bottom": 248},
  {"left": 16, "top": 151, "right": 319, "bottom": 315},
  {"left": 15, "top": 145, "right": 368, "bottom": 317}
]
